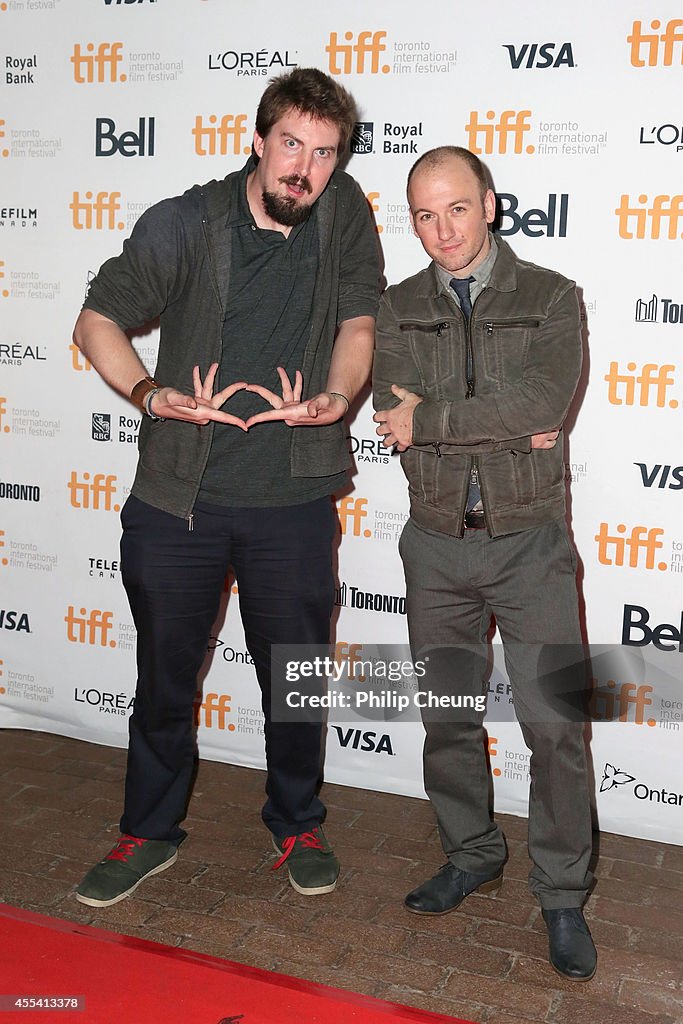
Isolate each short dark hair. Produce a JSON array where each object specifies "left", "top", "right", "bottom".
[
  {"left": 255, "top": 67, "right": 357, "bottom": 154},
  {"left": 407, "top": 146, "right": 491, "bottom": 203}
]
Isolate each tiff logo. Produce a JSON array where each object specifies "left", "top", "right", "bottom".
[
  {"left": 604, "top": 362, "right": 677, "bottom": 407},
  {"left": 0, "top": 396, "right": 8, "bottom": 433},
  {"left": 70, "top": 42, "right": 126, "bottom": 83},
  {"left": 326, "top": 31, "right": 390, "bottom": 75},
  {"left": 595, "top": 523, "right": 667, "bottom": 571},
  {"left": 336, "top": 497, "right": 370, "bottom": 537},
  {"left": 65, "top": 606, "right": 116, "bottom": 647},
  {"left": 465, "top": 110, "right": 534, "bottom": 155},
  {"left": 70, "top": 344, "right": 92, "bottom": 371},
  {"left": 628, "top": 19, "right": 683, "bottom": 67},
  {"left": 194, "top": 691, "right": 235, "bottom": 730},
  {"left": 615, "top": 194, "right": 683, "bottom": 239},
  {"left": 70, "top": 192, "right": 124, "bottom": 230},
  {"left": 590, "top": 681, "right": 655, "bottom": 725},
  {"left": 192, "top": 115, "right": 249, "bottom": 156},
  {"left": 68, "top": 472, "right": 119, "bottom": 511}
]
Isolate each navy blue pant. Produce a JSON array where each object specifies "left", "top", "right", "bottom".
[{"left": 119, "top": 494, "right": 336, "bottom": 844}]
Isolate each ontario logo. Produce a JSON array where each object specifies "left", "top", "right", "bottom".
[{"left": 600, "top": 761, "right": 683, "bottom": 807}]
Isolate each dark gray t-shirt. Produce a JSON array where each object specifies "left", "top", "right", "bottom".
[{"left": 198, "top": 182, "right": 346, "bottom": 507}]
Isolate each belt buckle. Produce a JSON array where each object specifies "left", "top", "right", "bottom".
[{"left": 464, "top": 510, "right": 486, "bottom": 530}]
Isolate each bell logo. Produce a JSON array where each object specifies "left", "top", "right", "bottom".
[
  {"left": 615, "top": 194, "right": 683, "bottom": 239},
  {"left": 336, "top": 497, "right": 370, "bottom": 537},
  {"left": 194, "top": 691, "right": 235, "bottom": 730},
  {"left": 70, "top": 192, "right": 124, "bottom": 231},
  {"left": 590, "top": 682, "right": 655, "bottom": 726},
  {"left": 497, "top": 192, "right": 568, "bottom": 237},
  {"left": 465, "top": 110, "right": 534, "bottom": 155},
  {"left": 192, "top": 115, "right": 249, "bottom": 157},
  {"left": 365, "top": 191, "right": 383, "bottom": 233},
  {"left": 0, "top": 396, "right": 9, "bottom": 433},
  {"left": 65, "top": 606, "right": 116, "bottom": 647},
  {"left": 69, "top": 344, "right": 92, "bottom": 371},
  {"left": 326, "top": 31, "right": 390, "bottom": 75},
  {"left": 595, "top": 523, "right": 667, "bottom": 571},
  {"left": 604, "top": 362, "right": 677, "bottom": 407},
  {"left": 68, "top": 472, "right": 119, "bottom": 512},
  {"left": 628, "top": 19, "right": 683, "bottom": 67},
  {"left": 95, "top": 117, "right": 155, "bottom": 157},
  {"left": 71, "top": 42, "right": 126, "bottom": 83}
]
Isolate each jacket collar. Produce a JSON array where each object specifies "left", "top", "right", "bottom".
[{"left": 426, "top": 234, "right": 518, "bottom": 297}]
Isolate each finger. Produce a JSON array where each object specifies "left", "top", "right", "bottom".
[
  {"left": 391, "top": 384, "right": 408, "bottom": 400},
  {"left": 245, "top": 408, "right": 292, "bottom": 428},
  {"left": 209, "top": 410, "right": 248, "bottom": 431},
  {"left": 211, "top": 380, "right": 248, "bottom": 407},
  {"left": 293, "top": 369, "right": 303, "bottom": 403},
  {"left": 166, "top": 390, "right": 198, "bottom": 410},
  {"left": 244, "top": 384, "right": 283, "bottom": 409},
  {"left": 203, "top": 362, "right": 220, "bottom": 400},
  {"left": 276, "top": 366, "right": 295, "bottom": 403},
  {"left": 192, "top": 365, "right": 203, "bottom": 399}
]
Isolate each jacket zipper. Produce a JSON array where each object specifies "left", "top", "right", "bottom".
[{"left": 485, "top": 318, "right": 541, "bottom": 335}]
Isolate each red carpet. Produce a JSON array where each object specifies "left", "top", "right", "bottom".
[{"left": 0, "top": 904, "right": 474, "bottom": 1024}]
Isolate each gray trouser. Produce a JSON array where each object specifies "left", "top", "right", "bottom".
[{"left": 400, "top": 517, "right": 593, "bottom": 909}]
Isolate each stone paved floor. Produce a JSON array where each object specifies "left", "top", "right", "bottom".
[{"left": 2, "top": 728, "right": 682, "bottom": 1024}]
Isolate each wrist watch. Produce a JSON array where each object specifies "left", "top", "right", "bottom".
[{"left": 130, "top": 376, "right": 163, "bottom": 417}]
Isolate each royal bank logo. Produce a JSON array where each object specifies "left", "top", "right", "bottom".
[
  {"left": 628, "top": 19, "right": 683, "bottom": 67},
  {"left": 635, "top": 293, "right": 683, "bottom": 324},
  {"left": 351, "top": 121, "right": 374, "bottom": 154},
  {"left": 600, "top": 762, "right": 636, "bottom": 792},
  {"left": 503, "top": 42, "right": 575, "bottom": 69},
  {"left": 91, "top": 413, "right": 111, "bottom": 442},
  {"left": 5, "top": 54, "right": 37, "bottom": 84}
]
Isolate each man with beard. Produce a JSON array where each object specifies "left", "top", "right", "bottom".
[
  {"left": 372, "top": 147, "right": 596, "bottom": 981},
  {"left": 73, "top": 68, "right": 380, "bottom": 907}
]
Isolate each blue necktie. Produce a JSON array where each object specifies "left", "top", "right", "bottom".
[{"left": 449, "top": 276, "right": 481, "bottom": 511}]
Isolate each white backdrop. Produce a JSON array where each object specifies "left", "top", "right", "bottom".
[{"left": 2, "top": 0, "right": 682, "bottom": 845}]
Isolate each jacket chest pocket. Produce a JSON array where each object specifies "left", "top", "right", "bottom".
[
  {"left": 399, "top": 319, "right": 461, "bottom": 399},
  {"left": 480, "top": 318, "right": 541, "bottom": 389}
]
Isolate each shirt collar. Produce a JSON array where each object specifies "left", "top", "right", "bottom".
[{"left": 435, "top": 232, "right": 498, "bottom": 293}]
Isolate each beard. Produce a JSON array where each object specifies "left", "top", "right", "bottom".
[{"left": 262, "top": 175, "right": 314, "bottom": 228}]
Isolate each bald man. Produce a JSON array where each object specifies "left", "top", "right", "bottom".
[{"left": 372, "top": 147, "right": 596, "bottom": 982}]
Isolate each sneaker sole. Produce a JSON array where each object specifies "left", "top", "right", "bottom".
[
  {"left": 75, "top": 849, "right": 178, "bottom": 908},
  {"left": 271, "top": 839, "right": 339, "bottom": 896}
]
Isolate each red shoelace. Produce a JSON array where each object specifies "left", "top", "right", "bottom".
[
  {"left": 272, "top": 828, "right": 324, "bottom": 870},
  {"left": 105, "top": 835, "right": 146, "bottom": 863}
]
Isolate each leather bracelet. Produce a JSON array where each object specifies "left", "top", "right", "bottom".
[
  {"left": 329, "top": 391, "right": 350, "bottom": 413},
  {"left": 130, "top": 376, "right": 163, "bottom": 416}
]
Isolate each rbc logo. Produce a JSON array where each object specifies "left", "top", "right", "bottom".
[
  {"left": 95, "top": 117, "right": 155, "bottom": 157},
  {"left": 351, "top": 122, "right": 374, "bottom": 154},
  {"left": 92, "top": 413, "right": 111, "bottom": 442}
]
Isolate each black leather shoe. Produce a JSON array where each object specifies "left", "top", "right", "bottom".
[
  {"left": 404, "top": 862, "right": 503, "bottom": 915},
  {"left": 542, "top": 908, "right": 597, "bottom": 981}
]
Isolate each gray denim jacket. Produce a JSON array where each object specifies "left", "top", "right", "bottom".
[
  {"left": 373, "top": 237, "right": 582, "bottom": 538},
  {"left": 84, "top": 160, "right": 380, "bottom": 520}
]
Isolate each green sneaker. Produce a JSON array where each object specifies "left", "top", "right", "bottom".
[
  {"left": 75, "top": 834, "right": 178, "bottom": 908},
  {"left": 272, "top": 826, "right": 340, "bottom": 895}
]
